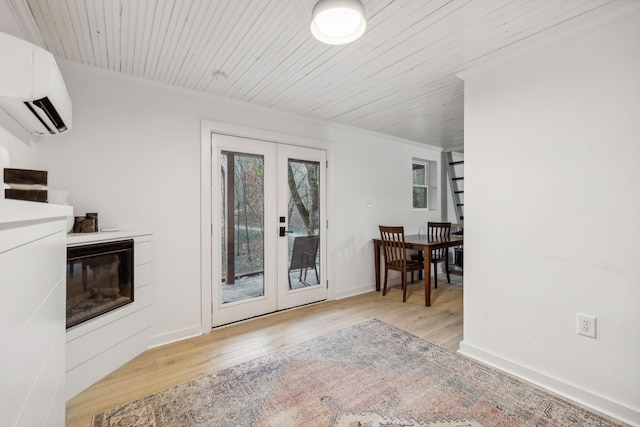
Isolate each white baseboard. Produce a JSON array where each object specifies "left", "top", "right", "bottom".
[
  {"left": 458, "top": 341, "right": 640, "bottom": 426},
  {"left": 149, "top": 325, "right": 204, "bottom": 349},
  {"left": 333, "top": 283, "right": 376, "bottom": 300}
]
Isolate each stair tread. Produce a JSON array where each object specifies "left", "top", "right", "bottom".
[
  {"left": 449, "top": 161, "right": 465, "bottom": 165},
  {"left": 452, "top": 177, "right": 464, "bottom": 180},
  {"left": 454, "top": 190, "right": 464, "bottom": 194}
]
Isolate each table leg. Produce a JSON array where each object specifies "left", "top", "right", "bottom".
[
  {"left": 424, "top": 246, "right": 431, "bottom": 306},
  {"left": 374, "top": 241, "right": 381, "bottom": 291}
]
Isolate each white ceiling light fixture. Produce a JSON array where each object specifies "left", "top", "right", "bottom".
[{"left": 310, "top": 0, "right": 367, "bottom": 45}]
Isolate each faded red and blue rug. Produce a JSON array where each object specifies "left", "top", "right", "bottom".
[{"left": 92, "top": 319, "right": 624, "bottom": 426}]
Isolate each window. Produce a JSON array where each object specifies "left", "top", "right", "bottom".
[{"left": 412, "top": 161, "right": 429, "bottom": 209}]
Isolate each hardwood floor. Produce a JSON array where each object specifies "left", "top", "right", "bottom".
[{"left": 65, "top": 275, "right": 463, "bottom": 426}]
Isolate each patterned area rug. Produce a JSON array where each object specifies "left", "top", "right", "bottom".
[{"left": 92, "top": 319, "right": 623, "bottom": 426}]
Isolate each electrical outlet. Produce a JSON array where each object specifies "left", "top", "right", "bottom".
[{"left": 577, "top": 313, "right": 597, "bottom": 339}]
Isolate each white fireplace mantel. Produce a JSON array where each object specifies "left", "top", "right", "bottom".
[{"left": 65, "top": 229, "right": 153, "bottom": 400}]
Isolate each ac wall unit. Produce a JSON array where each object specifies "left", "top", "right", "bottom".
[{"left": 0, "top": 32, "right": 72, "bottom": 135}]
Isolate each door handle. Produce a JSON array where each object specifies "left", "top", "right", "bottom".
[{"left": 279, "top": 227, "right": 293, "bottom": 237}]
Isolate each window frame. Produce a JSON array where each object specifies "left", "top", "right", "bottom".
[{"left": 412, "top": 160, "right": 429, "bottom": 210}]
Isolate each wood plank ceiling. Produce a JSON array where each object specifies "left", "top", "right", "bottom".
[{"left": 8, "top": 0, "right": 638, "bottom": 150}]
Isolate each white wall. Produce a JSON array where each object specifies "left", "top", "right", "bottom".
[
  {"left": 0, "top": 112, "right": 38, "bottom": 170},
  {"left": 33, "top": 63, "right": 443, "bottom": 345},
  {"left": 0, "top": 0, "right": 39, "bottom": 171},
  {"left": 459, "top": 13, "right": 640, "bottom": 425}
]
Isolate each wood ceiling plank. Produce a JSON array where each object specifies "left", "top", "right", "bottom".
[
  {"left": 84, "top": 0, "right": 109, "bottom": 69},
  {"left": 244, "top": 0, "right": 399, "bottom": 104},
  {"left": 101, "top": 0, "right": 120, "bottom": 71},
  {"left": 66, "top": 0, "right": 96, "bottom": 65},
  {"left": 228, "top": 0, "right": 360, "bottom": 102},
  {"left": 176, "top": 0, "right": 232, "bottom": 89},
  {"left": 170, "top": 1, "right": 227, "bottom": 87},
  {"left": 266, "top": 0, "right": 471, "bottom": 114},
  {"left": 192, "top": 0, "right": 260, "bottom": 92},
  {"left": 119, "top": 0, "right": 134, "bottom": 73},
  {"left": 141, "top": 0, "right": 174, "bottom": 79},
  {"left": 131, "top": 0, "right": 154, "bottom": 77},
  {"left": 220, "top": 0, "right": 288, "bottom": 98},
  {"left": 293, "top": 1, "right": 528, "bottom": 119},
  {"left": 202, "top": 0, "right": 289, "bottom": 96},
  {"left": 161, "top": 0, "right": 208, "bottom": 85},
  {"left": 464, "top": 0, "right": 610, "bottom": 61},
  {"left": 47, "top": 0, "right": 82, "bottom": 62},
  {"left": 199, "top": 0, "right": 274, "bottom": 94},
  {"left": 282, "top": 0, "right": 483, "bottom": 115},
  {"left": 151, "top": 0, "right": 195, "bottom": 81},
  {"left": 27, "top": 0, "right": 64, "bottom": 56}
]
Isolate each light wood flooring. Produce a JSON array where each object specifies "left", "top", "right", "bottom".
[{"left": 66, "top": 275, "right": 463, "bottom": 427}]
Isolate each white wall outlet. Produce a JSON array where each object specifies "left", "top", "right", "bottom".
[{"left": 577, "top": 313, "right": 597, "bottom": 339}]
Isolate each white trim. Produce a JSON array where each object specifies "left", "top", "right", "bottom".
[
  {"left": 444, "top": 145, "right": 464, "bottom": 154},
  {"left": 333, "top": 284, "right": 375, "bottom": 301},
  {"left": 149, "top": 325, "right": 204, "bottom": 349},
  {"left": 200, "top": 119, "right": 335, "bottom": 333},
  {"left": 458, "top": 341, "right": 640, "bottom": 426},
  {"left": 200, "top": 122, "right": 213, "bottom": 335},
  {"left": 201, "top": 119, "right": 330, "bottom": 149}
]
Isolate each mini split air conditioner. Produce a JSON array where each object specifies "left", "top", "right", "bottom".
[{"left": 0, "top": 32, "right": 72, "bottom": 135}]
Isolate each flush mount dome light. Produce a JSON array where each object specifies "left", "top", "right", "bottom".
[{"left": 311, "top": 0, "right": 366, "bottom": 45}]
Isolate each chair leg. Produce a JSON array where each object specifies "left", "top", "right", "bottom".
[
  {"left": 382, "top": 266, "right": 389, "bottom": 296},
  {"left": 402, "top": 273, "right": 408, "bottom": 303},
  {"left": 445, "top": 256, "right": 451, "bottom": 284},
  {"left": 411, "top": 271, "right": 414, "bottom": 283},
  {"left": 433, "top": 263, "right": 438, "bottom": 289}
]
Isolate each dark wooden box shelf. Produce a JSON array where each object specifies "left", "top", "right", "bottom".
[
  {"left": 3, "top": 168, "right": 48, "bottom": 203},
  {"left": 4, "top": 189, "right": 48, "bottom": 202},
  {"left": 4, "top": 168, "right": 48, "bottom": 185}
]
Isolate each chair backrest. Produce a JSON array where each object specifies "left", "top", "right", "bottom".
[
  {"left": 379, "top": 226, "right": 408, "bottom": 269},
  {"left": 289, "top": 235, "right": 319, "bottom": 269},
  {"left": 427, "top": 222, "right": 451, "bottom": 239},
  {"left": 427, "top": 222, "right": 451, "bottom": 259}
]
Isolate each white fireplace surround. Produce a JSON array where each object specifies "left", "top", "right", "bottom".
[{"left": 65, "top": 230, "right": 152, "bottom": 400}]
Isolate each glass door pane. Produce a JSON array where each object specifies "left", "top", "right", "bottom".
[
  {"left": 220, "top": 151, "right": 265, "bottom": 304},
  {"left": 277, "top": 144, "right": 327, "bottom": 310},
  {"left": 212, "top": 134, "right": 277, "bottom": 327},
  {"left": 286, "top": 159, "right": 321, "bottom": 289}
]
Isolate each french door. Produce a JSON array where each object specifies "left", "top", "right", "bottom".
[{"left": 211, "top": 134, "right": 326, "bottom": 327}]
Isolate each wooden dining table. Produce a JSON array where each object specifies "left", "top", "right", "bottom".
[{"left": 372, "top": 233, "right": 464, "bottom": 306}]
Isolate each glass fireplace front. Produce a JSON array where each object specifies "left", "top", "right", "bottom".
[{"left": 66, "top": 239, "right": 134, "bottom": 328}]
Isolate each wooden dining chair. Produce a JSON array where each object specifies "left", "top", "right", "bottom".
[
  {"left": 426, "top": 222, "right": 451, "bottom": 288},
  {"left": 379, "top": 226, "right": 425, "bottom": 302}
]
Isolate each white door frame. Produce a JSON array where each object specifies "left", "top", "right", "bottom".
[{"left": 200, "top": 120, "right": 332, "bottom": 332}]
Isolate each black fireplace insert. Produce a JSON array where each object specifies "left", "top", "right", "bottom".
[{"left": 66, "top": 239, "right": 134, "bottom": 328}]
